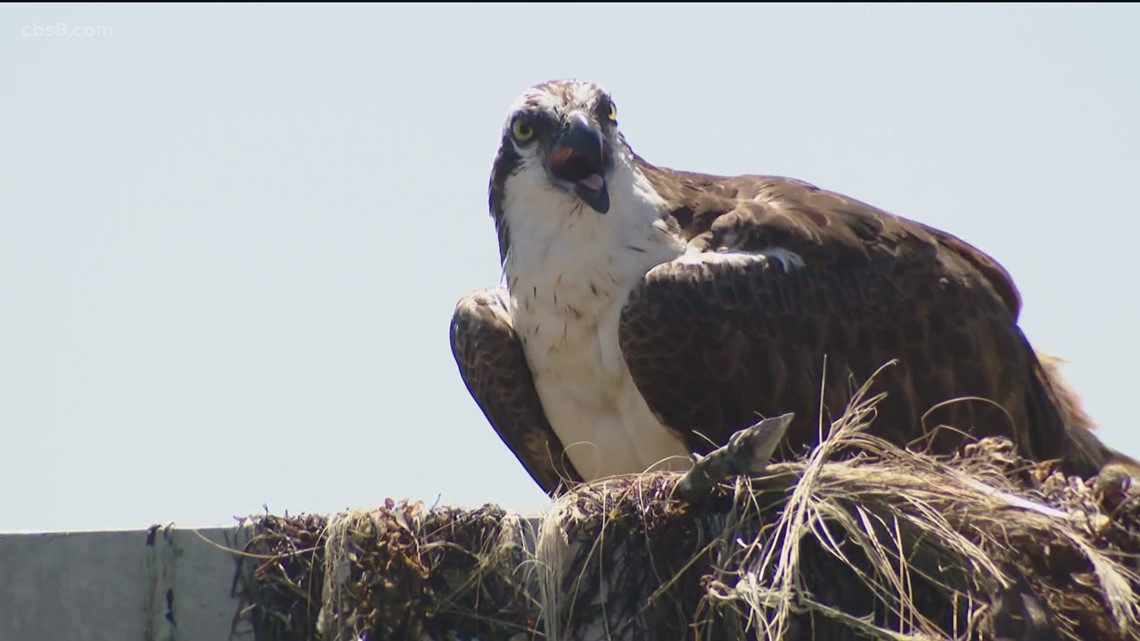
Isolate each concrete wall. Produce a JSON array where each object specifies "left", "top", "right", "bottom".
[{"left": 0, "top": 524, "right": 252, "bottom": 641}]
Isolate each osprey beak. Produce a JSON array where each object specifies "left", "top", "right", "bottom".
[{"left": 547, "top": 119, "right": 611, "bottom": 214}]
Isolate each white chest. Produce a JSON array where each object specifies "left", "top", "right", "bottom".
[
  {"left": 502, "top": 170, "right": 691, "bottom": 480},
  {"left": 516, "top": 297, "right": 692, "bottom": 481}
]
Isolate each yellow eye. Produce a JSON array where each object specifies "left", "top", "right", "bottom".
[
  {"left": 607, "top": 102, "right": 617, "bottom": 121},
  {"left": 512, "top": 118, "right": 535, "bottom": 142}
]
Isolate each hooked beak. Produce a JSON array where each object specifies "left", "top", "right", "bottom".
[{"left": 546, "top": 118, "right": 612, "bottom": 214}]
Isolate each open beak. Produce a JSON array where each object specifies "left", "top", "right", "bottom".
[{"left": 546, "top": 118, "right": 612, "bottom": 214}]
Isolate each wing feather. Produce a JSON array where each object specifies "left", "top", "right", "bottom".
[
  {"left": 623, "top": 167, "right": 1108, "bottom": 474},
  {"left": 450, "top": 289, "right": 581, "bottom": 494}
]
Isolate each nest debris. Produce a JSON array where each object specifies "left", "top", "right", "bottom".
[
  {"left": 232, "top": 512, "right": 328, "bottom": 641},
  {"left": 233, "top": 394, "right": 1139, "bottom": 641},
  {"left": 318, "top": 499, "right": 537, "bottom": 641}
]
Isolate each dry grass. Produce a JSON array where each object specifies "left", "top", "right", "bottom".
[
  {"left": 233, "top": 386, "right": 1140, "bottom": 640},
  {"left": 318, "top": 500, "right": 537, "bottom": 641},
  {"left": 232, "top": 512, "right": 328, "bottom": 641}
]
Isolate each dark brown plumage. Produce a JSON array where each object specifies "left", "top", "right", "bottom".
[
  {"left": 450, "top": 290, "right": 581, "bottom": 492},
  {"left": 625, "top": 163, "right": 1107, "bottom": 473}
]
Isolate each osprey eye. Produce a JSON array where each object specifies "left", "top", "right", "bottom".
[
  {"left": 512, "top": 118, "right": 535, "bottom": 142},
  {"left": 607, "top": 102, "right": 617, "bottom": 122}
]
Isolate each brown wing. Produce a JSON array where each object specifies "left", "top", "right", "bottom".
[
  {"left": 450, "top": 288, "right": 582, "bottom": 494},
  {"left": 621, "top": 163, "right": 1109, "bottom": 475}
]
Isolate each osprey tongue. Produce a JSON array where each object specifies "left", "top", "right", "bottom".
[
  {"left": 547, "top": 142, "right": 610, "bottom": 213},
  {"left": 578, "top": 173, "right": 605, "bottom": 192}
]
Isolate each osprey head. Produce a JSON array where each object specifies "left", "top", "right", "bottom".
[{"left": 490, "top": 80, "right": 624, "bottom": 219}]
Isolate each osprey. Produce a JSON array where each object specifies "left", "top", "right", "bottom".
[{"left": 451, "top": 79, "right": 1126, "bottom": 494}]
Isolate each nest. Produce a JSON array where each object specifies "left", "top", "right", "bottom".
[
  {"left": 233, "top": 512, "right": 328, "bottom": 640},
  {"left": 233, "top": 394, "right": 1140, "bottom": 641}
]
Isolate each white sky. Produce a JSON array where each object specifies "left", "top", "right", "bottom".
[{"left": 2, "top": 4, "right": 1138, "bottom": 532}]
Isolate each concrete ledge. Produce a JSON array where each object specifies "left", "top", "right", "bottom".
[{"left": 0, "top": 524, "right": 251, "bottom": 641}]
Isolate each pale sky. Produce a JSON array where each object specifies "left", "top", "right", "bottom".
[{"left": 2, "top": 4, "right": 1138, "bottom": 532}]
